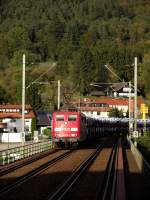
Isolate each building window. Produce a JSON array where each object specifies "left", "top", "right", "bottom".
[
  {"left": 11, "top": 119, "right": 16, "bottom": 122},
  {"left": 97, "top": 112, "right": 100, "bottom": 115}
]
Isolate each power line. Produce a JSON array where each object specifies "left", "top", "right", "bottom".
[{"left": 26, "top": 62, "right": 57, "bottom": 89}]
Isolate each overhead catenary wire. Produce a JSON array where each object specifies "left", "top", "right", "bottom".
[{"left": 26, "top": 62, "right": 57, "bottom": 89}]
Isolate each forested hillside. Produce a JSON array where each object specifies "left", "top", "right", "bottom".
[{"left": 0, "top": 0, "right": 150, "bottom": 109}]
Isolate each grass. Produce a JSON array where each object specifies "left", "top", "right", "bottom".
[{"left": 137, "top": 135, "right": 150, "bottom": 164}]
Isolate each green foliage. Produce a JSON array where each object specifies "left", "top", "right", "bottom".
[
  {"left": 108, "top": 108, "right": 124, "bottom": 118},
  {"left": 31, "top": 118, "right": 36, "bottom": 137},
  {"left": 0, "top": 85, "right": 11, "bottom": 103},
  {"left": 0, "top": 1, "right": 150, "bottom": 107},
  {"left": 43, "top": 128, "right": 51, "bottom": 139},
  {"left": 137, "top": 136, "right": 150, "bottom": 164}
]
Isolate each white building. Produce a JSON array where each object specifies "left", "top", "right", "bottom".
[{"left": 0, "top": 104, "right": 35, "bottom": 140}]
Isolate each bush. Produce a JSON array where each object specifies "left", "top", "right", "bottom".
[
  {"left": 31, "top": 118, "right": 36, "bottom": 138},
  {"left": 43, "top": 128, "right": 51, "bottom": 139},
  {"left": 137, "top": 136, "right": 150, "bottom": 164}
]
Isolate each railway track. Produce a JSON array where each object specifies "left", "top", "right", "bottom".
[
  {"left": 0, "top": 138, "right": 106, "bottom": 200},
  {"left": 0, "top": 149, "right": 58, "bottom": 176},
  {"left": 0, "top": 150, "right": 73, "bottom": 197},
  {"left": 48, "top": 144, "right": 105, "bottom": 200},
  {"left": 1, "top": 136, "right": 149, "bottom": 200},
  {"left": 48, "top": 138, "right": 123, "bottom": 200}
]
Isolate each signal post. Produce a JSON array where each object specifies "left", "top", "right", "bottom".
[{"left": 140, "top": 104, "right": 148, "bottom": 132}]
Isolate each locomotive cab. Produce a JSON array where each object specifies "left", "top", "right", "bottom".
[{"left": 52, "top": 111, "right": 87, "bottom": 148}]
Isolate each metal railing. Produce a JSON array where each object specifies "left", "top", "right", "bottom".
[{"left": 0, "top": 140, "right": 53, "bottom": 166}]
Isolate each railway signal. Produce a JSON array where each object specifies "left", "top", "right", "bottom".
[{"left": 140, "top": 103, "right": 148, "bottom": 120}]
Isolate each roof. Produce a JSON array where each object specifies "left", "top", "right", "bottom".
[
  {"left": 95, "top": 98, "right": 130, "bottom": 106},
  {"left": 0, "top": 104, "right": 32, "bottom": 109},
  {"left": 80, "top": 107, "right": 111, "bottom": 112},
  {"left": 71, "top": 97, "right": 142, "bottom": 106},
  {"left": 0, "top": 112, "right": 35, "bottom": 119},
  {"left": 110, "top": 83, "right": 127, "bottom": 92},
  {"left": 90, "top": 91, "right": 105, "bottom": 96}
]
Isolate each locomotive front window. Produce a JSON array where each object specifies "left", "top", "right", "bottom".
[
  {"left": 56, "top": 115, "right": 64, "bottom": 121},
  {"left": 68, "top": 115, "right": 77, "bottom": 121}
]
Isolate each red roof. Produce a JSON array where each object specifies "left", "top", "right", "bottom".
[
  {"left": 0, "top": 104, "right": 32, "bottom": 109},
  {"left": 80, "top": 107, "right": 111, "bottom": 112},
  {"left": 0, "top": 112, "right": 35, "bottom": 119},
  {"left": 71, "top": 97, "right": 142, "bottom": 106}
]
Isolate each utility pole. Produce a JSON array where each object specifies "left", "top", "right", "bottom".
[
  {"left": 134, "top": 57, "right": 138, "bottom": 135},
  {"left": 128, "top": 81, "right": 131, "bottom": 135},
  {"left": 22, "top": 54, "right": 25, "bottom": 144},
  {"left": 57, "top": 80, "right": 60, "bottom": 110}
]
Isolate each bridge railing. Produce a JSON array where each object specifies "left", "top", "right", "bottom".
[{"left": 0, "top": 140, "right": 53, "bottom": 166}]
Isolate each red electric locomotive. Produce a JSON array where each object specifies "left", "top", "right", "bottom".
[{"left": 52, "top": 111, "right": 87, "bottom": 148}]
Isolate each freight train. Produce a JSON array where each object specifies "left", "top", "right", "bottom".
[{"left": 52, "top": 111, "right": 128, "bottom": 148}]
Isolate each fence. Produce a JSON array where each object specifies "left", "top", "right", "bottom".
[{"left": 0, "top": 140, "right": 53, "bottom": 165}]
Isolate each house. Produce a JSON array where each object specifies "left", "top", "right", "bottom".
[
  {"left": 90, "top": 82, "right": 134, "bottom": 97},
  {"left": 65, "top": 97, "right": 143, "bottom": 118},
  {"left": 110, "top": 83, "right": 135, "bottom": 97},
  {"left": 0, "top": 104, "right": 35, "bottom": 134},
  {"left": 35, "top": 111, "right": 52, "bottom": 135}
]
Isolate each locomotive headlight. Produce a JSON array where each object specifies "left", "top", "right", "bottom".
[
  {"left": 55, "top": 128, "right": 61, "bottom": 131},
  {"left": 71, "top": 133, "right": 77, "bottom": 137},
  {"left": 71, "top": 128, "right": 78, "bottom": 131}
]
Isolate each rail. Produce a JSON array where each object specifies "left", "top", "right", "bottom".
[
  {"left": 48, "top": 144, "right": 103, "bottom": 200},
  {"left": 101, "top": 138, "right": 125, "bottom": 200},
  {"left": 0, "top": 140, "right": 53, "bottom": 165},
  {"left": 0, "top": 150, "right": 73, "bottom": 197}
]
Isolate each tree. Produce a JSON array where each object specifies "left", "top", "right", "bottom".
[
  {"left": 141, "top": 53, "right": 150, "bottom": 98},
  {"left": 0, "top": 86, "right": 10, "bottom": 103},
  {"left": 109, "top": 108, "right": 124, "bottom": 118},
  {"left": 31, "top": 117, "right": 36, "bottom": 138}
]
